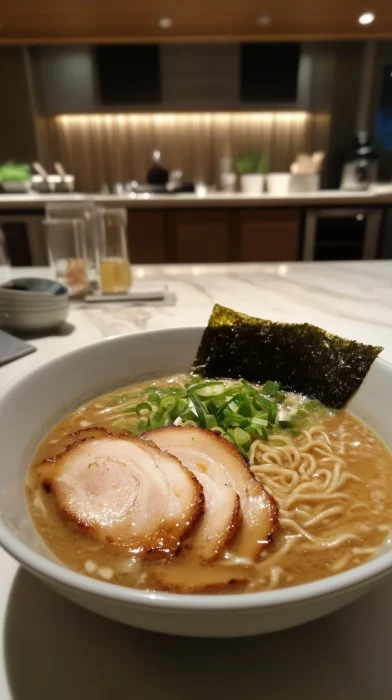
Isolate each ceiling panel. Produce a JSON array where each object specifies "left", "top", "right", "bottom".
[{"left": 0, "top": 0, "right": 390, "bottom": 44}]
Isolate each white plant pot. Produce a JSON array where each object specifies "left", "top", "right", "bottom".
[
  {"left": 266, "top": 173, "right": 291, "bottom": 195},
  {"left": 240, "top": 174, "right": 265, "bottom": 194},
  {"left": 289, "top": 173, "right": 321, "bottom": 193}
]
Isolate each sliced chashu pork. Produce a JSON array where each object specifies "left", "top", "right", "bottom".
[
  {"left": 186, "top": 470, "right": 240, "bottom": 561},
  {"left": 32, "top": 427, "right": 113, "bottom": 465},
  {"left": 148, "top": 426, "right": 278, "bottom": 562},
  {"left": 146, "top": 427, "right": 240, "bottom": 562},
  {"left": 35, "top": 432, "right": 204, "bottom": 555}
]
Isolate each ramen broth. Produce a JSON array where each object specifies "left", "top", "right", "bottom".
[{"left": 27, "top": 375, "right": 392, "bottom": 593}]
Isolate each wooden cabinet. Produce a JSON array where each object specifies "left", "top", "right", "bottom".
[
  {"left": 236, "top": 208, "right": 301, "bottom": 262},
  {"left": 125, "top": 206, "right": 300, "bottom": 264},
  {"left": 1, "top": 3, "right": 385, "bottom": 44},
  {"left": 167, "top": 209, "right": 229, "bottom": 263},
  {"left": 127, "top": 210, "right": 166, "bottom": 264}
]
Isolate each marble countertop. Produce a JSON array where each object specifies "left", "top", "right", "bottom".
[
  {"left": 1, "top": 260, "right": 392, "bottom": 699},
  {"left": 1, "top": 188, "right": 392, "bottom": 209}
]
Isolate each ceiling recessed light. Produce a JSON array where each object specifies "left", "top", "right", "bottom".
[
  {"left": 358, "top": 12, "right": 375, "bottom": 25},
  {"left": 159, "top": 17, "right": 173, "bottom": 29},
  {"left": 258, "top": 15, "right": 271, "bottom": 26}
]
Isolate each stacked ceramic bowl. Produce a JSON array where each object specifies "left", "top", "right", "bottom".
[{"left": 0, "top": 278, "right": 69, "bottom": 333}]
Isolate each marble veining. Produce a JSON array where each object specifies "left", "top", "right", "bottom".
[{"left": 1, "top": 261, "right": 390, "bottom": 377}]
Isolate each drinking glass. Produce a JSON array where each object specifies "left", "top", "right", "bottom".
[
  {"left": 44, "top": 218, "right": 88, "bottom": 297},
  {"left": 45, "top": 202, "right": 98, "bottom": 288},
  {"left": 95, "top": 208, "right": 131, "bottom": 294}
]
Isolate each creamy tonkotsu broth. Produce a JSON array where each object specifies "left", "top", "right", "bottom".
[{"left": 26, "top": 374, "right": 392, "bottom": 594}]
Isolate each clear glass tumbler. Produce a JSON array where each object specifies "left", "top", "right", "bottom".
[
  {"left": 44, "top": 218, "right": 88, "bottom": 297},
  {"left": 45, "top": 201, "right": 99, "bottom": 289},
  {"left": 95, "top": 208, "right": 131, "bottom": 294}
]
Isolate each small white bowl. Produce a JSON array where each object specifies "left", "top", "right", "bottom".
[
  {"left": 0, "top": 277, "right": 67, "bottom": 301},
  {"left": 0, "top": 305, "right": 69, "bottom": 333},
  {"left": 0, "top": 277, "right": 69, "bottom": 332},
  {"left": 0, "top": 328, "right": 390, "bottom": 637},
  {"left": 0, "top": 297, "right": 69, "bottom": 310}
]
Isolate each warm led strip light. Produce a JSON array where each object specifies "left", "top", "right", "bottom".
[{"left": 56, "top": 111, "right": 310, "bottom": 127}]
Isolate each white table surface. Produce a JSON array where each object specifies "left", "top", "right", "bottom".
[{"left": 1, "top": 261, "right": 392, "bottom": 700}]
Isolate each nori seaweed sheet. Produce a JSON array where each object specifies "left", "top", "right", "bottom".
[{"left": 193, "top": 304, "right": 383, "bottom": 409}]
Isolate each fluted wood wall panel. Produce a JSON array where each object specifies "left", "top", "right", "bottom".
[{"left": 41, "top": 112, "right": 330, "bottom": 192}]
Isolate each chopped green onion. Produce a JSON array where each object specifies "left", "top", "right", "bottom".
[
  {"left": 135, "top": 402, "right": 152, "bottom": 414},
  {"left": 262, "top": 380, "right": 281, "bottom": 397},
  {"left": 137, "top": 417, "right": 149, "bottom": 430},
  {"left": 237, "top": 394, "right": 253, "bottom": 417},
  {"left": 246, "top": 425, "right": 268, "bottom": 440},
  {"left": 197, "top": 385, "right": 226, "bottom": 397},
  {"left": 278, "top": 409, "right": 291, "bottom": 426},
  {"left": 188, "top": 390, "right": 207, "bottom": 428},
  {"left": 122, "top": 405, "right": 138, "bottom": 414},
  {"left": 160, "top": 395, "right": 178, "bottom": 413},
  {"left": 240, "top": 379, "right": 258, "bottom": 395},
  {"left": 147, "top": 392, "right": 161, "bottom": 405},
  {"left": 225, "top": 414, "right": 250, "bottom": 429},
  {"left": 205, "top": 414, "right": 218, "bottom": 429},
  {"left": 251, "top": 416, "right": 268, "bottom": 427},
  {"left": 188, "top": 380, "right": 224, "bottom": 391},
  {"left": 109, "top": 375, "right": 309, "bottom": 458},
  {"left": 215, "top": 396, "right": 237, "bottom": 418},
  {"left": 233, "top": 427, "right": 251, "bottom": 445}
]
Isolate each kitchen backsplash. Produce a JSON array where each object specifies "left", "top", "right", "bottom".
[{"left": 38, "top": 111, "right": 330, "bottom": 192}]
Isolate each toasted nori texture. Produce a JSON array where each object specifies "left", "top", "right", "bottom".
[{"left": 193, "top": 304, "right": 383, "bottom": 409}]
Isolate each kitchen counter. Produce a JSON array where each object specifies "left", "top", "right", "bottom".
[
  {"left": 1, "top": 260, "right": 392, "bottom": 700},
  {"left": 1, "top": 188, "right": 392, "bottom": 209}
]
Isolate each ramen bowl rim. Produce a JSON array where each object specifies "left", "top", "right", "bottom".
[{"left": 0, "top": 327, "right": 391, "bottom": 615}]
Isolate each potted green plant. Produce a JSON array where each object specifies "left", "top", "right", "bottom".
[
  {"left": 0, "top": 162, "right": 31, "bottom": 193},
  {"left": 235, "top": 149, "right": 268, "bottom": 194}
]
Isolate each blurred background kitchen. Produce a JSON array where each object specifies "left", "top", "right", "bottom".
[{"left": 1, "top": 1, "right": 392, "bottom": 268}]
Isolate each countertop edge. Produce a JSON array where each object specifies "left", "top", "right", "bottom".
[{"left": 1, "top": 191, "right": 392, "bottom": 210}]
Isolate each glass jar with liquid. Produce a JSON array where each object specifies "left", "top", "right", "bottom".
[
  {"left": 95, "top": 208, "right": 131, "bottom": 294},
  {"left": 44, "top": 218, "right": 88, "bottom": 297}
]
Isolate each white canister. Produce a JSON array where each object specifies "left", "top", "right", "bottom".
[
  {"left": 240, "top": 174, "right": 265, "bottom": 194},
  {"left": 220, "top": 172, "right": 237, "bottom": 192},
  {"left": 289, "top": 173, "right": 321, "bottom": 193},
  {"left": 266, "top": 173, "right": 291, "bottom": 195}
]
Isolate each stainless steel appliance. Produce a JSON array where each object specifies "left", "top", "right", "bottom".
[{"left": 340, "top": 132, "right": 378, "bottom": 191}]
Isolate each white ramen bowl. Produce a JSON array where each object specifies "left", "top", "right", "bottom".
[{"left": 0, "top": 327, "right": 391, "bottom": 638}]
